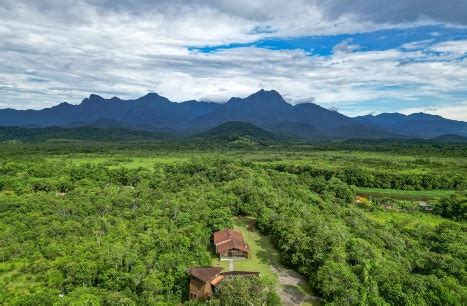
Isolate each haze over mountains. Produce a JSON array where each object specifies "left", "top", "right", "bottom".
[{"left": 0, "top": 89, "right": 465, "bottom": 139}]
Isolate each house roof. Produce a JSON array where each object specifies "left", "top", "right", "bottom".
[
  {"left": 187, "top": 267, "right": 223, "bottom": 283},
  {"left": 213, "top": 229, "right": 245, "bottom": 245},
  {"left": 216, "top": 239, "right": 249, "bottom": 253},
  {"left": 210, "top": 275, "right": 225, "bottom": 287}
]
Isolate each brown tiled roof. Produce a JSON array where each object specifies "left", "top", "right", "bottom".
[
  {"left": 210, "top": 275, "right": 225, "bottom": 287},
  {"left": 217, "top": 239, "right": 249, "bottom": 253},
  {"left": 187, "top": 267, "right": 223, "bottom": 283},
  {"left": 213, "top": 230, "right": 245, "bottom": 245}
]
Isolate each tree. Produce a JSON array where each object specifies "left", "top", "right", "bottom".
[{"left": 211, "top": 276, "right": 280, "bottom": 306}]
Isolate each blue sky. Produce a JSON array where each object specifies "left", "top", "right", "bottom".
[
  {"left": 193, "top": 25, "right": 467, "bottom": 56},
  {"left": 0, "top": 1, "right": 467, "bottom": 120}
]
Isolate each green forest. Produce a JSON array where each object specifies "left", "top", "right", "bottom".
[{"left": 0, "top": 140, "right": 466, "bottom": 305}]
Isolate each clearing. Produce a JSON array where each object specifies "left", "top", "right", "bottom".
[
  {"left": 365, "top": 210, "right": 449, "bottom": 229},
  {"left": 355, "top": 187, "right": 455, "bottom": 201},
  {"left": 211, "top": 217, "right": 321, "bottom": 306}
]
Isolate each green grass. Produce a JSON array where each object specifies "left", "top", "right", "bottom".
[
  {"left": 45, "top": 154, "right": 188, "bottom": 169},
  {"left": 356, "top": 187, "right": 456, "bottom": 200},
  {"left": 365, "top": 210, "right": 449, "bottom": 228}
]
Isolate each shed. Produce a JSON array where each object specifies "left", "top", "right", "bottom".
[
  {"left": 187, "top": 267, "right": 260, "bottom": 301},
  {"left": 187, "top": 267, "right": 223, "bottom": 301}
]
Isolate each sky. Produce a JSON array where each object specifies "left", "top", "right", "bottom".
[{"left": 1, "top": 0, "right": 467, "bottom": 120}]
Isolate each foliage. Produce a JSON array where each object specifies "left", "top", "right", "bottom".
[
  {"left": 209, "top": 276, "right": 280, "bottom": 306},
  {"left": 0, "top": 126, "right": 171, "bottom": 142},
  {"left": 433, "top": 193, "right": 467, "bottom": 221},
  {"left": 0, "top": 142, "right": 465, "bottom": 305}
]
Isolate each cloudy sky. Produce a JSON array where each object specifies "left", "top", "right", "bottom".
[{"left": 1, "top": 0, "right": 467, "bottom": 120}]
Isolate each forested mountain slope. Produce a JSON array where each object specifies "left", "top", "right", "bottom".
[
  {"left": 2, "top": 89, "right": 464, "bottom": 139},
  {"left": 356, "top": 112, "right": 467, "bottom": 137}
]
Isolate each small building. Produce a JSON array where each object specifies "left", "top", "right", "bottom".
[
  {"left": 187, "top": 267, "right": 223, "bottom": 301},
  {"left": 187, "top": 267, "right": 259, "bottom": 301},
  {"left": 213, "top": 229, "right": 249, "bottom": 259}
]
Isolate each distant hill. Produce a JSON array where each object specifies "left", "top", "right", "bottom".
[
  {"left": 355, "top": 113, "right": 467, "bottom": 138},
  {"left": 189, "top": 89, "right": 354, "bottom": 131},
  {"left": 188, "top": 90, "right": 397, "bottom": 139},
  {"left": 0, "top": 126, "right": 171, "bottom": 142},
  {"left": 65, "top": 118, "right": 168, "bottom": 132},
  {"left": 194, "top": 121, "right": 281, "bottom": 146},
  {"left": 431, "top": 134, "right": 467, "bottom": 142},
  {"left": 0, "top": 89, "right": 465, "bottom": 139},
  {"left": 268, "top": 121, "right": 318, "bottom": 139},
  {"left": 0, "top": 93, "right": 219, "bottom": 129}
]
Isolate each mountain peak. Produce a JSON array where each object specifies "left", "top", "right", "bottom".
[
  {"left": 408, "top": 112, "right": 442, "bottom": 119},
  {"left": 89, "top": 94, "right": 104, "bottom": 101},
  {"left": 250, "top": 89, "right": 282, "bottom": 98},
  {"left": 244, "top": 89, "right": 287, "bottom": 106},
  {"left": 80, "top": 94, "right": 104, "bottom": 105},
  {"left": 136, "top": 92, "right": 171, "bottom": 104},
  {"left": 141, "top": 92, "right": 161, "bottom": 99}
]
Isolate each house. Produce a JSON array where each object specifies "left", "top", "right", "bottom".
[
  {"left": 187, "top": 267, "right": 223, "bottom": 301},
  {"left": 213, "top": 229, "right": 249, "bottom": 259},
  {"left": 187, "top": 267, "right": 259, "bottom": 301}
]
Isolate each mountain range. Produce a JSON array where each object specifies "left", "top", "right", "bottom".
[{"left": 1, "top": 89, "right": 466, "bottom": 139}]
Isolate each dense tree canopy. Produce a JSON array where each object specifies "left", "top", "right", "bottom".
[{"left": 0, "top": 142, "right": 465, "bottom": 305}]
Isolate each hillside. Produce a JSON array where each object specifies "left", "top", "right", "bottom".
[
  {"left": 193, "top": 121, "right": 282, "bottom": 146},
  {"left": 0, "top": 90, "right": 465, "bottom": 139},
  {"left": 355, "top": 113, "right": 467, "bottom": 137},
  {"left": 0, "top": 93, "right": 219, "bottom": 130},
  {"left": 0, "top": 126, "right": 171, "bottom": 142},
  {"left": 431, "top": 134, "right": 467, "bottom": 142}
]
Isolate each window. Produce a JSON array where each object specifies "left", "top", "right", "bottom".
[{"left": 190, "top": 292, "right": 198, "bottom": 299}]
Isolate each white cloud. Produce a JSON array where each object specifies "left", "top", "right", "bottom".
[
  {"left": 0, "top": 0, "right": 466, "bottom": 121},
  {"left": 332, "top": 38, "right": 360, "bottom": 54},
  {"left": 401, "top": 39, "right": 434, "bottom": 50},
  {"left": 400, "top": 102, "right": 467, "bottom": 121},
  {"left": 430, "top": 40, "right": 467, "bottom": 57}
]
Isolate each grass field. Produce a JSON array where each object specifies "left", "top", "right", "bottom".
[
  {"left": 356, "top": 187, "right": 456, "bottom": 200},
  {"left": 365, "top": 210, "right": 449, "bottom": 228}
]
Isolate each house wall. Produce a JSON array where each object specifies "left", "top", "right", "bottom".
[
  {"left": 189, "top": 277, "right": 213, "bottom": 300},
  {"left": 219, "top": 249, "right": 248, "bottom": 258}
]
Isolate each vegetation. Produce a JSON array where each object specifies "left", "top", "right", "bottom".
[
  {"left": 355, "top": 187, "right": 457, "bottom": 200},
  {"left": 0, "top": 140, "right": 465, "bottom": 305},
  {"left": 208, "top": 276, "right": 280, "bottom": 306},
  {"left": 0, "top": 126, "right": 173, "bottom": 142},
  {"left": 432, "top": 193, "right": 467, "bottom": 221}
]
